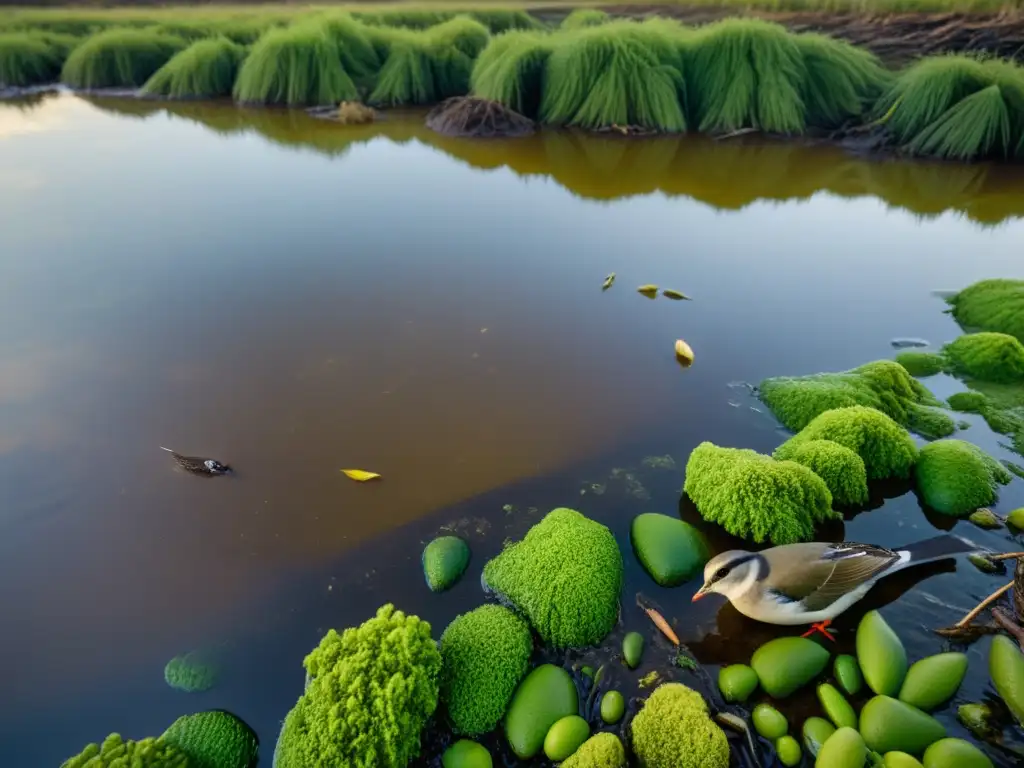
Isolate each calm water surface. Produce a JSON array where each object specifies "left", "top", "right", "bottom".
[{"left": 2, "top": 92, "right": 1023, "bottom": 766}]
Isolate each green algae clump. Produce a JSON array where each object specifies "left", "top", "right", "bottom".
[
  {"left": 439, "top": 604, "right": 532, "bottom": 736},
  {"left": 274, "top": 604, "right": 441, "bottom": 768},
  {"left": 60, "top": 734, "right": 190, "bottom": 768},
  {"left": 685, "top": 442, "right": 836, "bottom": 545},
  {"left": 943, "top": 332, "right": 1024, "bottom": 383},
  {"left": 775, "top": 406, "right": 918, "bottom": 480},
  {"left": 947, "top": 391, "right": 989, "bottom": 412},
  {"left": 482, "top": 508, "right": 623, "bottom": 648},
  {"left": 948, "top": 279, "right": 1024, "bottom": 342},
  {"left": 914, "top": 439, "right": 1010, "bottom": 516},
  {"left": 164, "top": 650, "right": 218, "bottom": 693},
  {"left": 759, "top": 359, "right": 946, "bottom": 436},
  {"left": 631, "top": 683, "right": 729, "bottom": 768},
  {"left": 423, "top": 535, "right": 470, "bottom": 592},
  {"left": 779, "top": 439, "right": 869, "bottom": 507},
  {"left": 562, "top": 732, "right": 626, "bottom": 768},
  {"left": 896, "top": 351, "right": 945, "bottom": 378},
  {"left": 161, "top": 710, "right": 257, "bottom": 768}
]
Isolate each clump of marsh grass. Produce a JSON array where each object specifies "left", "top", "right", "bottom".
[
  {"left": 317, "top": 12, "right": 382, "bottom": 84},
  {"left": 561, "top": 9, "right": 611, "bottom": 30},
  {"left": 795, "top": 32, "right": 888, "bottom": 127},
  {"left": 233, "top": 22, "right": 357, "bottom": 107},
  {"left": 356, "top": 9, "right": 539, "bottom": 34},
  {"left": 0, "top": 33, "right": 63, "bottom": 87},
  {"left": 141, "top": 37, "right": 245, "bottom": 99},
  {"left": 540, "top": 21, "right": 688, "bottom": 131},
  {"left": 61, "top": 28, "right": 186, "bottom": 89},
  {"left": 471, "top": 30, "right": 558, "bottom": 118}
]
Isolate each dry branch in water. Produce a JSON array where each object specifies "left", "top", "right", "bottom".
[{"left": 425, "top": 96, "right": 535, "bottom": 138}]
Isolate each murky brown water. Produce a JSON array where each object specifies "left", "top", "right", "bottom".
[{"left": 2, "top": 92, "right": 1023, "bottom": 766}]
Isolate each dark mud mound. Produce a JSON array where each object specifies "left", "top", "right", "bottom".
[{"left": 426, "top": 95, "right": 535, "bottom": 137}]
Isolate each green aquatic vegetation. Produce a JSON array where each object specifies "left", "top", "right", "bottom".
[
  {"left": 61, "top": 734, "right": 190, "bottom": 767},
  {"left": 896, "top": 351, "right": 945, "bottom": 377},
  {"left": 759, "top": 359, "right": 943, "bottom": 434},
  {"left": 908, "top": 83, "right": 1012, "bottom": 160},
  {"left": 164, "top": 650, "right": 218, "bottom": 693},
  {"left": 794, "top": 31, "right": 888, "bottom": 128},
  {"left": 915, "top": 439, "right": 1010, "bottom": 516},
  {"left": 561, "top": 9, "right": 611, "bottom": 30},
  {"left": 316, "top": 13, "right": 382, "bottom": 83},
  {"left": 907, "top": 404, "right": 957, "bottom": 440},
  {"left": 775, "top": 405, "right": 918, "bottom": 480},
  {"left": 470, "top": 30, "right": 556, "bottom": 118},
  {"left": 562, "top": 732, "right": 626, "bottom": 768},
  {"left": 539, "top": 21, "right": 687, "bottom": 131},
  {"left": 355, "top": 9, "right": 538, "bottom": 35},
  {"left": 948, "top": 279, "right": 1024, "bottom": 341},
  {"left": 684, "top": 442, "right": 837, "bottom": 545},
  {"left": 439, "top": 604, "right": 532, "bottom": 736},
  {"left": 778, "top": 438, "right": 869, "bottom": 506},
  {"left": 142, "top": 37, "right": 245, "bottom": 99},
  {"left": 631, "top": 683, "right": 730, "bottom": 768},
  {"left": 161, "top": 710, "right": 257, "bottom": 768},
  {"left": 1005, "top": 460, "right": 1024, "bottom": 479},
  {"left": 948, "top": 390, "right": 989, "bottom": 412},
  {"left": 943, "top": 332, "right": 1024, "bottom": 383},
  {"left": 61, "top": 28, "right": 186, "bottom": 88},
  {"left": 0, "top": 33, "right": 63, "bottom": 87},
  {"left": 274, "top": 604, "right": 441, "bottom": 768},
  {"left": 482, "top": 507, "right": 623, "bottom": 648}
]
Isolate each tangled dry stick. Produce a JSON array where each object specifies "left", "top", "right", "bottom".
[{"left": 937, "top": 553, "right": 1024, "bottom": 646}]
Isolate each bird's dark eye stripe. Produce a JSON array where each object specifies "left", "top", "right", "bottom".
[{"left": 712, "top": 567, "right": 729, "bottom": 582}]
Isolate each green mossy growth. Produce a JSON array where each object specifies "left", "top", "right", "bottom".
[
  {"left": 759, "top": 359, "right": 943, "bottom": 435},
  {"left": 233, "top": 22, "right": 357, "bottom": 106},
  {"left": 631, "top": 683, "right": 730, "bottom": 768},
  {"left": 1004, "top": 460, "right": 1024, "bottom": 479},
  {"left": 61, "top": 29, "right": 186, "bottom": 88},
  {"left": 161, "top": 710, "right": 257, "bottom": 768},
  {"left": 470, "top": 30, "right": 556, "bottom": 118},
  {"left": 684, "top": 442, "right": 837, "bottom": 545},
  {"left": 439, "top": 605, "right": 532, "bottom": 736},
  {"left": 560, "top": 9, "right": 611, "bottom": 31},
  {"left": 164, "top": 650, "right": 218, "bottom": 693},
  {"left": 274, "top": 604, "right": 441, "bottom": 768},
  {"left": 482, "top": 508, "right": 623, "bottom": 648},
  {"left": 775, "top": 406, "right": 918, "bottom": 480},
  {"left": 948, "top": 391, "right": 990, "bottom": 412},
  {"left": 142, "top": 38, "right": 245, "bottom": 99},
  {"left": 562, "top": 732, "right": 626, "bottom": 768},
  {"left": 0, "top": 33, "right": 63, "bottom": 87},
  {"left": 943, "top": 332, "right": 1024, "bottom": 383},
  {"left": 914, "top": 439, "right": 1010, "bottom": 516},
  {"left": 907, "top": 404, "right": 957, "bottom": 440},
  {"left": 896, "top": 351, "right": 945, "bottom": 377},
  {"left": 778, "top": 439, "right": 869, "bottom": 507},
  {"left": 948, "top": 279, "right": 1024, "bottom": 342},
  {"left": 60, "top": 734, "right": 190, "bottom": 768}
]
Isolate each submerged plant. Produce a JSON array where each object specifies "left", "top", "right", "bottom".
[
  {"left": 142, "top": 37, "right": 245, "bottom": 99},
  {"left": 947, "top": 279, "right": 1024, "bottom": 342},
  {"left": 61, "top": 28, "right": 186, "bottom": 89},
  {"left": 0, "top": 33, "right": 63, "bottom": 87},
  {"left": 684, "top": 442, "right": 837, "bottom": 544},
  {"left": 164, "top": 650, "right": 218, "bottom": 693},
  {"left": 631, "top": 683, "right": 730, "bottom": 768}
]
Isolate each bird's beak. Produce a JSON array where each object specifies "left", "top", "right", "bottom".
[{"left": 691, "top": 584, "right": 709, "bottom": 602}]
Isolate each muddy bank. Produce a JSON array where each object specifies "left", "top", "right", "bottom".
[{"left": 583, "top": 6, "right": 1024, "bottom": 64}]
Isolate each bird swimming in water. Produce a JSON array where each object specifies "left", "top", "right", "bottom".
[
  {"left": 691, "top": 535, "right": 977, "bottom": 640},
  {"left": 160, "top": 447, "right": 231, "bottom": 476}
]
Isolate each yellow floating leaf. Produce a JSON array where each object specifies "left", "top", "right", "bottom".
[
  {"left": 662, "top": 289, "right": 691, "bottom": 300},
  {"left": 341, "top": 469, "right": 381, "bottom": 482},
  {"left": 638, "top": 284, "right": 658, "bottom": 298},
  {"left": 675, "top": 339, "right": 694, "bottom": 364},
  {"left": 602, "top": 272, "right": 616, "bottom": 290}
]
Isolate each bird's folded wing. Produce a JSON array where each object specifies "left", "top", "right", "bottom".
[{"left": 768, "top": 547, "right": 899, "bottom": 613}]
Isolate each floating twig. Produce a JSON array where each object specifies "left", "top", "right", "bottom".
[
  {"left": 987, "top": 552, "right": 1024, "bottom": 562},
  {"left": 992, "top": 608, "right": 1024, "bottom": 651},
  {"left": 645, "top": 608, "right": 680, "bottom": 646},
  {"left": 956, "top": 582, "right": 1013, "bottom": 627}
]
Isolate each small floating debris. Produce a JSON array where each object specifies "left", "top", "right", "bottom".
[
  {"left": 602, "top": 272, "right": 616, "bottom": 290},
  {"left": 662, "top": 289, "right": 691, "bottom": 300},
  {"left": 160, "top": 447, "right": 231, "bottom": 476},
  {"left": 674, "top": 339, "right": 695, "bottom": 365},
  {"left": 891, "top": 337, "right": 931, "bottom": 349},
  {"left": 644, "top": 607, "right": 680, "bottom": 646},
  {"left": 341, "top": 469, "right": 381, "bottom": 482},
  {"left": 637, "top": 284, "right": 658, "bottom": 297}
]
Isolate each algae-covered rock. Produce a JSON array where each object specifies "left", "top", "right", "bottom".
[
  {"left": 60, "top": 734, "right": 190, "bottom": 768},
  {"left": 631, "top": 683, "right": 730, "bottom": 768},
  {"left": 943, "top": 332, "right": 1024, "bottom": 383},
  {"left": 914, "top": 439, "right": 1009, "bottom": 516},
  {"left": 684, "top": 443, "right": 837, "bottom": 545},
  {"left": 600, "top": 690, "right": 625, "bottom": 724},
  {"left": 921, "top": 738, "right": 993, "bottom": 768},
  {"left": 777, "top": 735, "right": 802, "bottom": 767},
  {"left": 775, "top": 406, "right": 918, "bottom": 480},
  {"left": 423, "top": 536, "right": 470, "bottom": 592},
  {"left": 562, "top": 732, "right": 626, "bottom": 768},
  {"left": 834, "top": 654, "right": 863, "bottom": 696},
  {"left": 897, "top": 653, "right": 967, "bottom": 711},
  {"left": 442, "top": 740, "right": 492, "bottom": 768},
  {"left": 778, "top": 439, "right": 870, "bottom": 507},
  {"left": 544, "top": 715, "right": 590, "bottom": 761},
  {"left": 504, "top": 664, "right": 578, "bottom": 759},
  {"left": 956, "top": 702, "right": 996, "bottom": 739},
  {"left": 947, "top": 279, "right": 1024, "bottom": 342},
  {"left": 968, "top": 508, "right": 1003, "bottom": 529},
  {"left": 859, "top": 695, "right": 945, "bottom": 755},
  {"left": 857, "top": 610, "right": 908, "bottom": 696},
  {"left": 753, "top": 703, "right": 788, "bottom": 740},
  {"left": 989, "top": 634, "right": 1024, "bottom": 725},
  {"left": 750, "top": 636, "right": 831, "bottom": 698},
  {"left": 483, "top": 508, "right": 622, "bottom": 648},
  {"left": 718, "top": 664, "right": 758, "bottom": 703},
  {"left": 161, "top": 710, "right": 258, "bottom": 768},
  {"left": 802, "top": 716, "right": 835, "bottom": 757},
  {"left": 1008, "top": 508, "right": 1024, "bottom": 529},
  {"left": 884, "top": 753, "right": 924, "bottom": 767},
  {"left": 622, "top": 631, "right": 644, "bottom": 668},
  {"left": 440, "top": 604, "right": 533, "bottom": 736},
  {"left": 818, "top": 683, "right": 857, "bottom": 729},
  {"left": 816, "top": 727, "right": 867, "bottom": 768},
  {"left": 896, "top": 352, "right": 945, "bottom": 378},
  {"left": 630, "top": 512, "right": 710, "bottom": 586}
]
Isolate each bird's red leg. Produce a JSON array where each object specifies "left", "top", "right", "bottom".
[{"left": 801, "top": 620, "right": 836, "bottom": 642}]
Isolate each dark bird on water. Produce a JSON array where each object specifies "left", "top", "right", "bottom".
[{"left": 160, "top": 447, "right": 232, "bottom": 476}]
